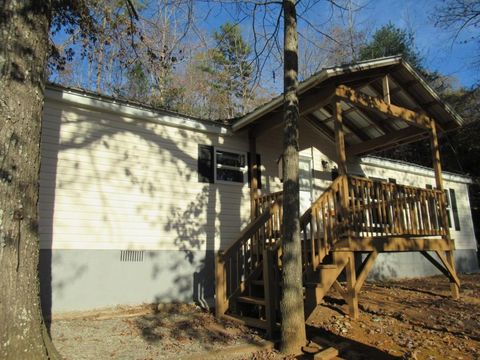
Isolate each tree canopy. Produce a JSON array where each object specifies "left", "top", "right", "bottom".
[{"left": 359, "top": 23, "right": 422, "bottom": 67}]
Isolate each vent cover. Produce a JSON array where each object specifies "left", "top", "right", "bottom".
[{"left": 120, "top": 250, "right": 144, "bottom": 262}]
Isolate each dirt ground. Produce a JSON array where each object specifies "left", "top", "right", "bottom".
[{"left": 50, "top": 274, "right": 480, "bottom": 359}]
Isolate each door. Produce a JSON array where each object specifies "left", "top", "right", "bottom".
[{"left": 299, "top": 156, "right": 313, "bottom": 214}]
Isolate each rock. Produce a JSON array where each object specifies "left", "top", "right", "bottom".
[{"left": 302, "top": 345, "right": 321, "bottom": 354}]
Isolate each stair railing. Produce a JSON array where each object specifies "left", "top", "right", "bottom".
[
  {"left": 215, "top": 196, "right": 283, "bottom": 317},
  {"left": 300, "top": 175, "right": 348, "bottom": 274}
]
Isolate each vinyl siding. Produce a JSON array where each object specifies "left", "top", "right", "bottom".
[
  {"left": 39, "top": 91, "right": 476, "bottom": 253},
  {"left": 39, "top": 98, "right": 250, "bottom": 251}
]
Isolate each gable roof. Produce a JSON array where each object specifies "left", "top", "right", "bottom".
[{"left": 232, "top": 56, "right": 464, "bottom": 134}]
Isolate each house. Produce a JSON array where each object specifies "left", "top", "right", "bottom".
[{"left": 39, "top": 56, "right": 479, "bottom": 327}]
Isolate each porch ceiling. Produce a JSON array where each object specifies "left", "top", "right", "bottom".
[{"left": 233, "top": 56, "right": 464, "bottom": 156}]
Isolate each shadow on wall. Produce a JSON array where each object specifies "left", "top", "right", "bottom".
[{"left": 39, "top": 103, "right": 244, "bottom": 323}]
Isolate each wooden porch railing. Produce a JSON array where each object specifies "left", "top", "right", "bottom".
[
  {"left": 215, "top": 174, "right": 450, "bottom": 322},
  {"left": 215, "top": 197, "right": 283, "bottom": 317},
  {"left": 347, "top": 176, "right": 449, "bottom": 238}
]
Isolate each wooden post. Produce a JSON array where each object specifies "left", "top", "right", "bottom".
[
  {"left": 333, "top": 99, "right": 347, "bottom": 176},
  {"left": 263, "top": 248, "right": 276, "bottom": 339},
  {"left": 249, "top": 130, "right": 258, "bottom": 220},
  {"left": 382, "top": 75, "right": 391, "bottom": 104},
  {"left": 333, "top": 98, "right": 351, "bottom": 241},
  {"left": 429, "top": 119, "right": 460, "bottom": 299},
  {"left": 215, "top": 251, "right": 228, "bottom": 317},
  {"left": 345, "top": 252, "right": 359, "bottom": 319}
]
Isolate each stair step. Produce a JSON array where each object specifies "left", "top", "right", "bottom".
[
  {"left": 222, "top": 313, "right": 268, "bottom": 330},
  {"left": 304, "top": 282, "right": 321, "bottom": 288},
  {"left": 250, "top": 280, "right": 283, "bottom": 287},
  {"left": 318, "top": 264, "right": 337, "bottom": 269},
  {"left": 237, "top": 296, "right": 266, "bottom": 306},
  {"left": 250, "top": 280, "right": 264, "bottom": 286}
]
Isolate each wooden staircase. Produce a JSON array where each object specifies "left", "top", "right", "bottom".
[
  {"left": 215, "top": 177, "right": 356, "bottom": 336},
  {"left": 215, "top": 175, "right": 459, "bottom": 336}
]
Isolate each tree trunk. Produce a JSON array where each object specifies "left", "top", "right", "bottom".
[
  {"left": 0, "top": 1, "right": 60, "bottom": 359},
  {"left": 279, "top": 0, "right": 307, "bottom": 355}
]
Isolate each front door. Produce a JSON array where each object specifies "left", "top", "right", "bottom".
[{"left": 299, "top": 156, "right": 313, "bottom": 214}]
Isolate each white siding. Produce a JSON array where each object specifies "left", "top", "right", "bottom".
[
  {"left": 39, "top": 98, "right": 250, "bottom": 251},
  {"left": 39, "top": 91, "right": 476, "bottom": 253}
]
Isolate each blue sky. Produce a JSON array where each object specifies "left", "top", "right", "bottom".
[
  {"left": 196, "top": 0, "right": 479, "bottom": 89},
  {"left": 359, "top": 0, "right": 479, "bottom": 88},
  {"left": 50, "top": 1, "right": 479, "bottom": 90}
]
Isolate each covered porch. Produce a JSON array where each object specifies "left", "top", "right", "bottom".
[{"left": 215, "top": 57, "right": 463, "bottom": 335}]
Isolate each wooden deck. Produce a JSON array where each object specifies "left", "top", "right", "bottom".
[
  {"left": 216, "top": 80, "right": 461, "bottom": 336},
  {"left": 215, "top": 176, "right": 460, "bottom": 337}
]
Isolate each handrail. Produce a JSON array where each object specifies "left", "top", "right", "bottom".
[
  {"left": 222, "top": 199, "right": 282, "bottom": 259},
  {"left": 254, "top": 191, "right": 283, "bottom": 216},
  {"left": 215, "top": 197, "right": 283, "bottom": 317},
  {"left": 300, "top": 175, "right": 348, "bottom": 273}
]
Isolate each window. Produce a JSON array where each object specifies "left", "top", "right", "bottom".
[
  {"left": 198, "top": 145, "right": 260, "bottom": 185},
  {"left": 215, "top": 149, "right": 247, "bottom": 183},
  {"left": 446, "top": 189, "right": 460, "bottom": 231},
  {"left": 444, "top": 190, "right": 453, "bottom": 228},
  {"left": 331, "top": 167, "right": 339, "bottom": 181},
  {"left": 426, "top": 184, "right": 461, "bottom": 231}
]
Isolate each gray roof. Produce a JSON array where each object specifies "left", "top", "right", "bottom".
[{"left": 232, "top": 56, "right": 464, "bottom": 133}]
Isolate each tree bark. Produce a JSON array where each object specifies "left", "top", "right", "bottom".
[
  {"left": 279, "top": 0, "right": 307, "bottom": 354},
  {"left": 0, "top": 1, "right": 60, "bottom": 359}
]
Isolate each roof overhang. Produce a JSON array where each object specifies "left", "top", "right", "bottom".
[{"left": 232, "top": 56, "right": 464, "bottom": 155}]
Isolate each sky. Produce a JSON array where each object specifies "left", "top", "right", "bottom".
[
  {"left": 359, "top": 0, "right": 480, "bottom": 88},
  {"left": 196, "top": 0, "right": 480, "bottom": 89},
  {"left": 50, "top": 0, "right": 480, "bottom": 91}
]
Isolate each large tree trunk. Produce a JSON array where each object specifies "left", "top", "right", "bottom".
[
  {"left": 0, "top": 1, "right": 60, "bottom": 359},
  {"left": 279, "top": 0, "right": 307, "bottom": 355}
]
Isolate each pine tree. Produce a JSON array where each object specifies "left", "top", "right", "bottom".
[{"left": 201, "top": 22, "right": 253, "bottom": 118}]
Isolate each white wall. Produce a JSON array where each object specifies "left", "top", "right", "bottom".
[
  {"left": 39, "top": 89, "right": 476, "bottom": 253},
  {"left": 40, "top": 90, "right": 251, "bottom": 252}
]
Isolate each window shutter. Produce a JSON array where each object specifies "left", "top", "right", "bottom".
[
  {"left": 444, "top": 190, "right": 452, "bottom": 228},
  {"left": 449, "top": 189, "right": 461, "bottom": 231},
  {"left": 331, "top": 167, "right": 339, "bottom": 181},
  {"left": 247, "top": 153, "right": 262, "bottom": 189},
  {"left": 198, "top": 145, "right": 214, "bottom": 183}
]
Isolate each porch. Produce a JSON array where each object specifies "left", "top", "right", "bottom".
[{"left": 215, "top": 57, "right": 463, "bottom": 336}]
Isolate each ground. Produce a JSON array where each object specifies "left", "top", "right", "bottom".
[{"left": 50, "top": 274, "right": 480, "bottom": 359}]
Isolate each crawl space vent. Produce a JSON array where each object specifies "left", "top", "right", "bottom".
[{"left": 120, "top": 250, "right": 144, "bottom": 262}]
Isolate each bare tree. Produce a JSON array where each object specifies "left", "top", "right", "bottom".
[
  {"left": 0, "top": 1, "right": 139, "bottom": 358},
  {"left": 434, "top": 0, "right": 480, "bottom": 70},
  {"left": 280, "top": 0, "right": 308, "bottom": 354}
]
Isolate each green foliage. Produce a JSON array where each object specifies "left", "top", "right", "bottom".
[
  {"left": 201, "top": 22, "right": 253, "bottom": 117},
  {"left": 359, "top": 23, "right": 422, "bottom": 67}
]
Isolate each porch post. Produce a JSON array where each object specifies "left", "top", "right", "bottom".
[
  {"left": 249, "top": 130, "right": 258, "bottom": 220},
  {"left": 333, "top": 99, "right": 347, "bottom": 176},
  {"left": 333, "top": 97, "right": 351, "bottom": 242},
  {"left": 429, "top": 119, "right": 460, "bottom": 299}
]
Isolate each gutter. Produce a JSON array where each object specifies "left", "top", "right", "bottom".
[
  {"left": 361, "top": 156, "right": 473, "bottom": 184},
  {"left": 45, "top": 85, "right": 232, "bottom": 136}
]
